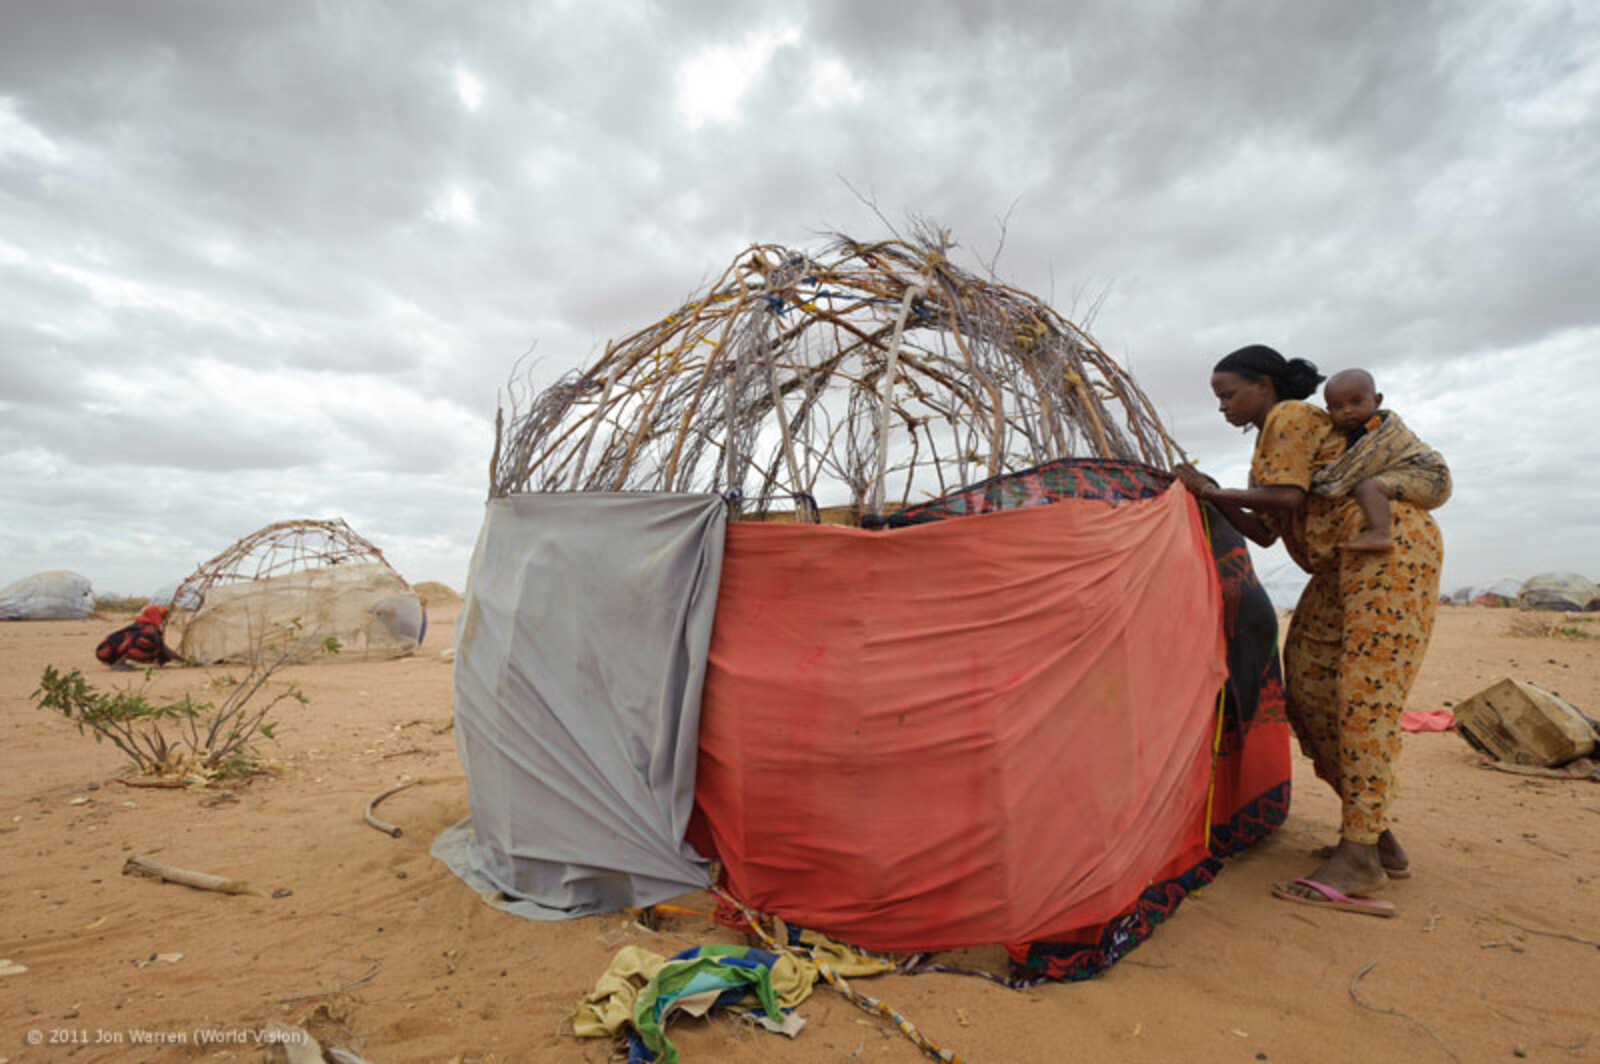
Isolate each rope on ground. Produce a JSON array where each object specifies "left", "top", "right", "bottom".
[
  {"left": 1477, "top": 914, "right": 1600, "bottom": 950},
  {"left": 1197, "top": 500, "right": 1226, "bottom": 852},
  {"left": 1348, "top": 961, "right": 1461, "bottom": 1063},
  {"left": 1203, "top": 686, "right": 1226, "bottom": 849},
  {"left": 712, "top": 885, "right": 965, "bottom": 1063}
]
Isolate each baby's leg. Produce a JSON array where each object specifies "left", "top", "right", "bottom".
[{"left": 1341, "top": 478, "right": 1393, "bottom": 553}]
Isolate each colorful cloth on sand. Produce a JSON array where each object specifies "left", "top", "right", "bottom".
[
  {"left": 1401, "top": 709, "right": 1454, "bottom": 732},
  {"left": 574, "top": 943, "right": 816, "bottom": 1064},
  {"left": 712, "top": 890, "right": 961, "bottom": 1064},
  {"left": 1310, "top": 410, "right": 1451, "bottom": 508}
]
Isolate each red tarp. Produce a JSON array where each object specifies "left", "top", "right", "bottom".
[{"left": 690, "top": 484, "right": 1227, "bottom": 951}]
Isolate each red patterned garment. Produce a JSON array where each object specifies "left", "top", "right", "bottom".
[{"left": 95, "top": 604, "right": 179, "bottom": 667}]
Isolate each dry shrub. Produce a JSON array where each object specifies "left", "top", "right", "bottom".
[
  {"left": 93, "top": 594, "right": 150, "bottom": 615},
  {"left": 1506, "top": 613, "right": 1599, "bottom": 640}
]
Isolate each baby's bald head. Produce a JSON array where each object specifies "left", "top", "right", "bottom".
[
  {"left": 1326, "top": 369, "right": 1376, "bottom": 395},
  {"left": 1323, "top": 369, "right": 1382, "bottom": 432}
]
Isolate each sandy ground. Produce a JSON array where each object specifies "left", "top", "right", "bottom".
[{"left": 2, "top": 604, "right": 1598, "bottom": 1064}]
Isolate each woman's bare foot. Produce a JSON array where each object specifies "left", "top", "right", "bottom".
[
  {"left": 1282, "top": 838, "right": 1389, "bottom": 901},
  {"left": 1339, "top": 529, "right": 1393, "bottom": 553},
  {"left": 1313, "top": 830, "right": 1409, "bottom": 877}
]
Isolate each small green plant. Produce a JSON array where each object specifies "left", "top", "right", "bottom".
[{"left": 32, "top": 656, "right": 312, "bottom": 782}]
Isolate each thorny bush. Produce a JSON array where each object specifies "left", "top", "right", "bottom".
[{"left": 31, "top": 637, "right": 339, "bottom": 782}]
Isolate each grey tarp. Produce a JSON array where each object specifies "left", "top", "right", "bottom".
[{"left": 439, "top": 492, "right": 724, "bottom": 917}]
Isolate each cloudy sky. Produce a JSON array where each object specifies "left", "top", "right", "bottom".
[{"left": 2, "top": 0, "right": 1596, "bottom": 602}]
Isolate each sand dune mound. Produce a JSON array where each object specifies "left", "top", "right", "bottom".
[{"left": 413, "top": 581, "right": 462, "bottom": 607}]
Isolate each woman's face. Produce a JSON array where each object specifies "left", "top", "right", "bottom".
[{"left": 1211, "top": 371, "right": 1275, "bottom": 427}]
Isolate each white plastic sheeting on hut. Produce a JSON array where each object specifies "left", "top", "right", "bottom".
[
  {"left": 1518, "top": 572, "right": 1597, "bottom": 612},
  {"left": 180, "top": 561, "right": 423, "bottom": 664},
  {"left": 0, "top": 570, "right": 95, "bottom": 620}
]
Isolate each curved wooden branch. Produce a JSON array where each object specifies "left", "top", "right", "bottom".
[{"left": 363, "top": 782, "right": 414, "bottom": 837}]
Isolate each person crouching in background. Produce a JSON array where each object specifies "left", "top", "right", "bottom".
[{"left": 95, "top": 604, "right": 183, "bottom": 669}]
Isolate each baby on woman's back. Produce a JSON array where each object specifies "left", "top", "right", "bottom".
[{"left": 1314, "top": 369, "right": 1451, "bottom": 553}]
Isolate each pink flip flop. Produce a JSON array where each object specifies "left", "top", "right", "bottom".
[{"left": 1271, "top": 878, "right": 1397, "bottom": 918}]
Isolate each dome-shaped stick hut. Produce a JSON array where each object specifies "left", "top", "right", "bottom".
[
  {"left": 169, "top": 518, "right": 424, "bottom": 664},
  {"left": 491, "top": 224, "right": 1176, "bottom": 517},
  {"left": 448, "top": 226, "right": 1289, "bottom": 997}
]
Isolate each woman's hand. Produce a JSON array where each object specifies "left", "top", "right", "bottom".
[{"left": 1172, "top": 463, "right": 1217, "bottom": 500}]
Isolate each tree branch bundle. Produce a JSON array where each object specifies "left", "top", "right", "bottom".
[{"left": 491, "top": 223, "right": 1177, "bottom": 517}]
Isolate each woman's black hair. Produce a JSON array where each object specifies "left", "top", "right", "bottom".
[{"left": 1212, "top": 344, "right": 1324, "bottom": 402}]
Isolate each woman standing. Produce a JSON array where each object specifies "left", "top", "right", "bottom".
[{"left": 1175, "top": 344, "right": 1442, "bottom": 917}]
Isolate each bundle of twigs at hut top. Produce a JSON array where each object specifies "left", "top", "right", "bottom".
[{"left": 491, "top": 223, "right": 1176, "bottom": 519}]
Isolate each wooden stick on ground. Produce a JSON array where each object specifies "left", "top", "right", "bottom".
[
  {"left": 363, "top": 782, "right": 414, "bottom": 837},
  {"left": 122, "top": 854, "right": 263, "bottom": 897}
]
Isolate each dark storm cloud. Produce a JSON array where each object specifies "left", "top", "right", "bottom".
[
  {"left": 1, "top": 0, "right": 1596, "bottom": 594},
  {"left": 1, "top": 404, "right": 322, "bottom": 473}
]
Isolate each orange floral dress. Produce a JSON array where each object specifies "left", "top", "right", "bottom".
[{"left": 1251, "top": 401, "right": 1443, "bottom": 844}]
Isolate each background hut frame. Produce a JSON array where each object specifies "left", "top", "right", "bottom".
[
  {"left": 492, "top": 225, "right": 1177, "bottom": 519},
  {"left": 167, "top": 518, "right": 401, "bottom": 637}
]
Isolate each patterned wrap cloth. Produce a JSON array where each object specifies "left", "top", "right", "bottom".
[
  {"left": 1309, "top": 409, "right": 1452, "bottom": 509},
  {"left": 1253, "top": 401, "right": 1443, "bottom": 844}
]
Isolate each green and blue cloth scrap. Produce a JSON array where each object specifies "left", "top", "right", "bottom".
[{"left": 628, "top": 944, "right": 794, "bottom": 1064}]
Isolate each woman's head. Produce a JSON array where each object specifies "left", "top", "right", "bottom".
[{"left": 1210, "top": 345, "right": 1324, "bottom": 427}]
